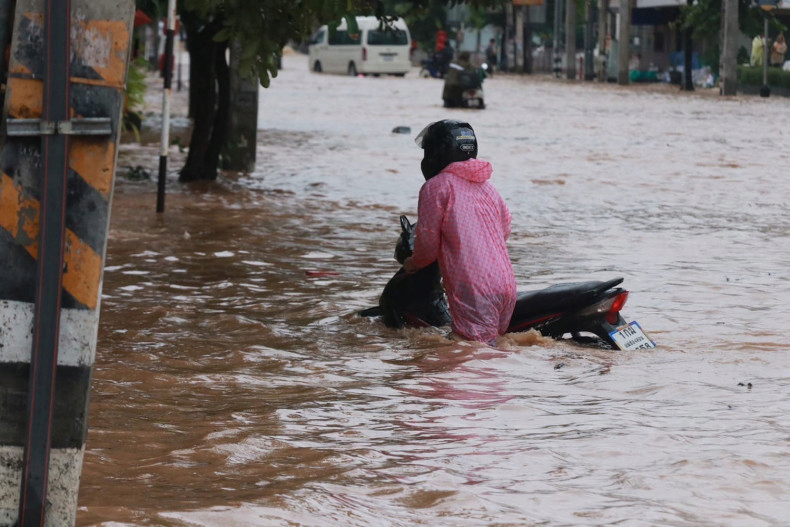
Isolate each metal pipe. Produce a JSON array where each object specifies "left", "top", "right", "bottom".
[{"left": 18, "top": 0, "right": 71, "bottom": 522}]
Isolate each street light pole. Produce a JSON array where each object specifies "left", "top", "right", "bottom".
[
  {"left": 762, "top": 15, "right": 770, "bottom": 96},
  {"left": 157, "top": 0, "right": 177, "bottom": 213}
]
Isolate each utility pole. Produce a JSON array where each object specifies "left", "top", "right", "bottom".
[
  {"left": 0, "top": 1, "right": 134, "bottom": 525},
  {"left": 720, "top": 0, "right": 738, "bottom": 95},
  {"left": 156, "top": 0, "right": 176, "bottom": 213},
  {"left": 565, "top": 0, "right": 576, "bottom": 79},
  {"left": 617, "top": 0, "right": 631, "bottom": 85}
]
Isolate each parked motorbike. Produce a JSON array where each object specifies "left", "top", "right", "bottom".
[
  {"left": 359, "top": 216, "right": 655, "bottom": 350},
  {"left": 419, "top": 56, "right": 447, "bottom": 78}
]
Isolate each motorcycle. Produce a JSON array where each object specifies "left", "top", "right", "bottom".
[
  {"left": 442, "top": 66, "right": 485, "bottom": 109},
  {"left": 419, "top": 56, "right": 447, "bottom": 78},
  {"left": 359, "top": 216, "right": 655, "bottom": 350}
]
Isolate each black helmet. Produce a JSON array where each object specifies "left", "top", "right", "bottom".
[{"left": 415, "top": 119, "right": 478, "bottom": 180}]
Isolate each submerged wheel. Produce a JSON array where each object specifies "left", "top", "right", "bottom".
[
  {"left": 348, "top": 62, "right": 358, "bottom": 76},
  {"left": 313, "top": 60, "right": 322, "bottom": 73}
]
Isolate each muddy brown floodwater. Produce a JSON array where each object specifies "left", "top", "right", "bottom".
[{"left": 76, "top": 53, "right": 790, "bottom": 526}]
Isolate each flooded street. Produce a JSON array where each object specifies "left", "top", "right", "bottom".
[{"left": 77, "top": 53, "right": 790, "bottom": 526}]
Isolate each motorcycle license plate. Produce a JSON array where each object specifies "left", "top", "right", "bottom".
[{"left": 609, "top": 321, "right": 655, "bottom": 350}]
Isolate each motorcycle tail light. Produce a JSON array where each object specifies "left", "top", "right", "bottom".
[
  {"left": 609, "top": 291, "right": 629, "bottom": 313},
  {"left": 576, "top": 291, "right": 628, "bottom": 320},
  {"left": 606, "top": 291, "right": 629, "bottom": 324},
  {"left": 577, "top": 297, "right": 615, "bottom": 317}
]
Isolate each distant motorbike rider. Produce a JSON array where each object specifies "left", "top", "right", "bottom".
[
  {"left": 442, "top": 51, "right": 483, "bottom": 108},
  {"left": 434, "top": 43, "right": 453, "bottom": 78},
  {"left": 403, "top": 120, "right": 517, "bottom": 344}
]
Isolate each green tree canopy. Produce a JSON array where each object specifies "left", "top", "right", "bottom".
[
  {"left": 145, "top": 0, "right": 505, "bottom": 181},
  {"left": 184, "top": 0, "right": 505, "bottom": 86}
]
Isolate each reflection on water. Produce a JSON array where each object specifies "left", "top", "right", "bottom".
[{"left": 78, "top": 55, "right": 790, "bottom": 526}]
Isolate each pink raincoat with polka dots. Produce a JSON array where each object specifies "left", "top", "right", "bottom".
[{"left": 411, "top": 158, "right": 517, "bottom": 343}]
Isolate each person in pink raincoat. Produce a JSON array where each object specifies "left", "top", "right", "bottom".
[{"left": 403, "top": 120, "right": 517, "bottom": 344}]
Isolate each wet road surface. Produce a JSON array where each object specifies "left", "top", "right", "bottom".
[{"left": 77, "top": 53, "right": 790, "bottom": 526}]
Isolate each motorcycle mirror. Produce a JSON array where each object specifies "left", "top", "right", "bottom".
[{"left": 399, "top": 215, "right": 412, "bottom": 233}]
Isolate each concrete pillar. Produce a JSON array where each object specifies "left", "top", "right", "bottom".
[{"left": 0, "top": 0, "right": 134, "bottom": 525}]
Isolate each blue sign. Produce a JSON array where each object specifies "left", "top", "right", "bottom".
[{"left": 752, "top": 0, "right": 782, "bottom": 9}]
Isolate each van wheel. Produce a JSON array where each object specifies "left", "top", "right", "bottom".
[
  {"left": 348, "top": 62, "right": 358, "bottom": 76},
  {"left": 313, "top": 61, "right": 322, "bottom": 73}
]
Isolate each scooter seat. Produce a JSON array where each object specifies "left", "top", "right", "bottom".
[{"left": 511, "top": 278, "right": 624, "bottom": 321}]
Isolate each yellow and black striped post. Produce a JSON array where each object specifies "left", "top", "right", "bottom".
[{"left": 0, "top": 0, "right": 134, "bottom": 525}]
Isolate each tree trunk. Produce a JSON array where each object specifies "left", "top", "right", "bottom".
[
  {"left": 222, "top": 40, "right": 260, "bottom": 172},
  {"left": 204, "top": 39, "right": 230, "bottom": 176},
  {"left": 720, "top": 0, "right": 738, "bottom": 95},
  {"left": 179, "top": 13, "right": 228, "bottom": 182},
  {"left": 188, "top": 34, "right": 199, "bottom": 119}
]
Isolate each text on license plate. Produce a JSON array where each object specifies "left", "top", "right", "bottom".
[{"left": 609, "top": 321, "right": 656, "bottom": 350}]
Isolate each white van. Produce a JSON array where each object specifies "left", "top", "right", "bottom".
[{"left": 308, "top": 16, "right": 412, "bottom": 76}]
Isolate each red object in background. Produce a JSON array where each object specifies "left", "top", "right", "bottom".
[
  {"left": 134, "top": 9, "right": 152, "bottom": 27},
  {"left": 158, "top": 53, "right": 176, "bottom": 75},
  {"left": 435, "top": 29, "right": 447, "bottom": 52}
]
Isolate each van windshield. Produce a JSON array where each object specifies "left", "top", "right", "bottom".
[
  {"left": 309, "top": 29, "right": 325, "bottom": 45},
  {"left": 367, "top": 29, "right": 408, "bottom": 46}
]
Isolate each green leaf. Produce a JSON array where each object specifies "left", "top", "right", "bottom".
[
  {"left": 259, "top": 69, "right": 271, "bottom": 88},
  {"left": 345, "top": 15, "right": 359, "bottom": 35}
]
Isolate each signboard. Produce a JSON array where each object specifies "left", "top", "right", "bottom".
[{"left": 752, "top": 0, "right": 782, "bottom": 9}]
